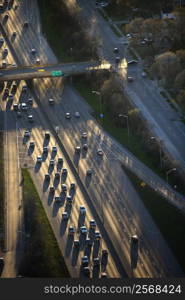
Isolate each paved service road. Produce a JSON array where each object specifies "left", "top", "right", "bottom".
[{"left": 77, "top": 0, "right": 185, "bottom": 176}]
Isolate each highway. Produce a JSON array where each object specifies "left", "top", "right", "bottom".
[
  {"left": 0, "top": 0, "right": 184, "bottom": 278},
  {"left": 77, "top": 0, "right": 185, "bottom": 177}
]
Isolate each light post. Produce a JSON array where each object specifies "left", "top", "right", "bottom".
[
  {"left": 166, "top": 168, "right": 176, "bottom": 184},
  {"left": 118, "top": 113, "right": 130, "bottom": 139},
  {"left": 92, "top": 90, "right": 103, "bottom": 115},
  {"left": 150, "top": 136, "right": 162, "bottom": 168}
]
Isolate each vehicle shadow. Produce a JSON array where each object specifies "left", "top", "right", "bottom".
[
  {"left": 43, "top": 178, "right": 50, "bottom": 192},
  {"left": 27, "top": 146, "right": 34, "bottom": 156},
  {"left": 48, "top": 164, "right": 54, "bottom": 174},
  {"left": 34, "top": 162, "right": 42, "bottom": 173},
  {"left": 92, "top": 240, "right": 100, "bottom": 259},
  {"left": 73, "top": 152, "right": 80, "bottom": 168},
  {"left": 92, "top": 265, "right": 100, "bottom": 278},
  {"left": 130, "top": 242, "right": 139, "bottom": 269},
  {"left": 59, "top": 191, "right": 66, "bottom": 206},
  {"left": 42, "top": 152, "right": 48, "bottom": 162},
  {"left": 52, "top": 201, "right": 60, "bottom": 217},
  {"left": 77, "top": 214, "right": 85, "bottom": 229},
  {"left": 65, "top": 234, "right": 74, "bottom": 257},
  {"left": 47, "top": 191, "right": 54, "bottom": 206},
  {"left": 85, "top": 174, "right": 92, "bottom": 187},
  {"left": 71, "top": 247, "right": 80, "bottom": 267},
  {"left": 53, "top": 176, "right": 60, "bottom": 189},
  {"left": 61, "top": 172, "right": 67, "bottom": 183},
  {"left": 60, "top": 218, "right": 68, "bottom": 236}
]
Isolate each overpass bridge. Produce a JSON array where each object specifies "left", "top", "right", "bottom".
[{"left": 0, "top": 60, "right": 111, "bottom": 82}]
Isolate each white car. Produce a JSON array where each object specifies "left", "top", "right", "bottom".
[
  {"left": 79, "top": 205, "right": 86, "bottom": 215},
  {"left": 97, "top": 149, "right": 103, "bottom": 156},
  {"left": 74, "top": 111, "right": 80, "bottom": 118},
  {"left": 82, "top": 132, "right": 87, "bottom": 138},
  {"left": 28, "top": 114, "right": 34, "bottom": 122},
  {"left": 80, "top": 226, "right": 87, "bottom": 234},
  {"left": 37, "top": 156, "right": 42, "bottom": 163},
  {"left": 65, "top": 112, "right": 71, "bottom": 119}
]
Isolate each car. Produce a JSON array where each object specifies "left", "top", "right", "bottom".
[
  {"left": 97, "top": 149, "right": 103, "bottom": 156},
  {"left": 8, "top": 94, "right": 13, "bottom": 100},
  {"left": 28, "top": 98, "right": 33, "bottom": 105},
  {"left": 141, "top": 71, "right": 147, "bottom": 77},
  {"left": 43, "top": 146, "right": 48, "bottom": 153},
  {"left": 85, "top": 238, "right": 93, "bottom": 247},
  {"left": 89, "top": 220, "right": 96, "bottom": 229},
  {"left": 3, "top": 14, "right": 9, "bottom": 21},
  {"left": 20, "top": 103, "right": 27, "bottom": 111},
  {"left": 80, "top": 226, "right": 87, "bottom": 234},
  {"left": 22, "top": 85, "right": 27, "bottom": 92},
  {"left": 52, "top": 146, "right": 57, "bottom": 153},
  {"left": 2, "top": 61, "right": 7, "bottom": 68},
  {"left": 29, "top": 141, "right": 35, "bottom": 148},
  {"left": 55, "top": 196, "right": 61, "bottom": 203},
  {"left": 37, "top": 156, "right": 42, "bottom": 163},
  {"left": 58, "top": 157, "right": 63, "bottom": 164},
  {"left": 127, "top": 60, "right": 138, "bottom": 65},
  {"left": 83, "top": 267, "right": 90, "bottom": 277},
  {"left": 28, "top": 115, "right": 34, "bottom": 122},
  {"left": 62, "top": 212, "right": 69, "bottom": 220},
  {"left": 94, "top": 231, "right": 101, "bottom": 239},
  {"left": 11, "top": 83, "right": 17, "bottom": 93},
  {"left": 49, "top": 186, "right": 55, "bottom": 193},
  {"left": 23, "top": 21, "right": 29, "bottom": 28},
  {"left": 131, "top": 235, "right": 138, "bottom": 244},
  {"left": 12, "top": 31, "right": 16, "bottom": 38},
  {"left": 12, "top": 63, "right": 17, "bottom": 67},
  {"left": 127, "top": 76, "right": 134, "bottom": 82},
  {"left": 101, "top": 249, "right": 108, "bottom": 261},
  {"left": 17, "top": 111, "right": 21, "bottom": 118},
  {"left": 74, "top": 111, "right": 80, "bottom": 118},
  {"left": 74, "top": 239, "right": 80, "bottom": 248},
  {"left": 115, "top": 56, "right": 120, "bottom": 63},
  {"left": 48, "top": 98, "right": 54, "bottom": 105},
  {"left": 3, "top": 48, "right": 8, "bottom": 55},
  {"left": 0, "top": 37, "right": 4, "bottom": 45},
  {"left": 82, "top": 144, "right": 88, "bottom": 151},
  {"left": 101, "top": 272, "right": 107, "bottom": 278},
  {"left": 65, "top": 112, "right": 71, "bottom": 119},
  {"left": 81, "top": 256, "right": 89, "bottom": 266},
  {"left": 79, "top": 205, "right": 86, "bottom": 215},
  {"left": 62, "top": 168, "right": 67, "bottom": 175},
  {"left": 113, "top": 47, "right": 119, "bottom": 53},
  {"left": 86, "top": 169, "right": 92, "bottom": 176},
  {"left": 13, "top": 103, "right": 18, "bottom": 111},
  {"left": 75, "top": 146, "right": 81, "bottom": 153},
  {"left": 31, "top": 48, "right": 36, "bottom": 55},
  {"left": 61, "top": 184, "right": 67, "bottom": 192},
  {"left": 24, "top": 130, "right": 30, "bottom": 138},
  {"left": 70, "top": 182, "right": 76, "bottom": 190},
  {"left": 82, "top": 132, "right": 87, "bottom": 139},
  {"left": 93, "top": 257, "right": 100, "bottom": 267},
  {"left": 126, "top": 33, "right": 132, "bottom": 38},
  {"left": 45, "top": 173, "right": 50, "bottom": 181},
  {"left": 55, "top": 172, "right": 60, "bottom": 179},
  {"left": 45, "top": 132, "right": 50, "bottom": 139},
  {"left": 66, "top": 195, "right": 73, "bottom": 204},
  {"left": 0, "top": 258, "right": 4, "bottom": 276},
  {"left": 68, "top": 225, "right": 75, "bottom": 235},
  {"left": 36, "top": 58, "right": 40, "bottom": 64},
  {"left": 50, "top": 159, "right": 55, "bottom": 166}
]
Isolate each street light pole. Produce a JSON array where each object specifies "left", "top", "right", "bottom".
[
  {"left": 166, "top": 168, "right": 176, "bottom": 184},
  {"left": 118, "top": 114, "right": 130, "bottom": 140},
  {"left": 150, "top": 136, "right": 162, "bottom": 168},
  {"left": 92, "top": 90, "right": 102, "bottom": 115}
]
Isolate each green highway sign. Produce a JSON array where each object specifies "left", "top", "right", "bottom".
[{"left": 51, "top": 70, "right": 63, "bottom": 77}]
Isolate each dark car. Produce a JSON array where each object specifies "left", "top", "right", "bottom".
[{"left": 0, "top": 257, "right": 4, "bottom": 276}]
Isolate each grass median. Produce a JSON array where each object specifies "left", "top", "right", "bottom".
[
  {"left": 122, "top": 166, "right": 185, "bottom": 273},
  {"left": 19, "top": 169, "right": 70, "bottom": 277}
]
